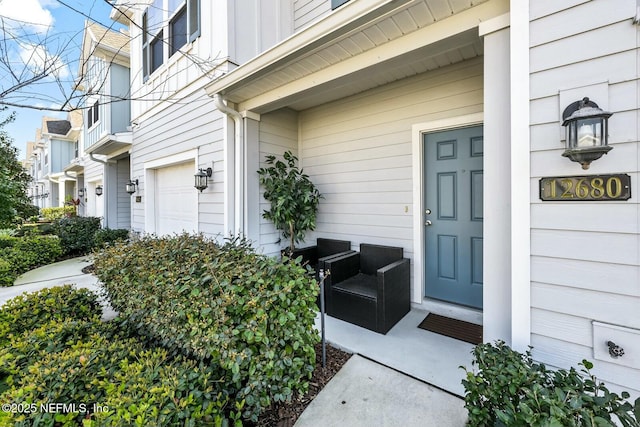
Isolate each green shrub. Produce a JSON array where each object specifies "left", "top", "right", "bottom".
[
  {"left": 94, "top": 234, "right": 320, "bottom": 422},
  {"left": 0, "top": 285, "right": 238, "bottom": 427},
  {"left": 40, "top": 206, "right": 76, "bottom": 221},
  {"left": 0, "top": 285, "right": 102, "bottom": 344},
  {"left": 94, "top": 228, "right": 129, "bottom": 248},
  {"left": 0, "top": 235, "right": 62, "bottom": 286},
  {"left": 52, "top": 216, "right": 101, "bottom": 255},
  {"left": 9, "top": 222, "right": 55, "bottom": 237},
  {"left": 462, "top": 341, "right": 640, "bottom": 427}
]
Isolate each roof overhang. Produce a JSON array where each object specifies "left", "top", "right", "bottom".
[
  {"left": 64, "top": 159, "right": 85, "bottom": 173},
  {"left": 85, "top": 132, "right": 132, "bottom": 157},
  {"left": 205, "top": 0, "right": 508, "bottom": 114}
]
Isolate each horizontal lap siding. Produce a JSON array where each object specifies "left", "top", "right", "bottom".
[
  {"left": 130, "top": 87, "right": 225, "bottom": 237},
  {"left": 298, "top": 57, "right": 483, "bottom": 260},
  {"left": 529, "top": 0, "right": 640, "bottom": 395},
  {"left": 294, "top": 0, "right": 331, "bottom": 31},
  {"left": 258, "top": 109, "right": 299, "bottom": 256}
]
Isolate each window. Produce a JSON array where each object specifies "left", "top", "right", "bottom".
[
  {"left": 331, "top": 0, "right": 351, "bottom": 9},
  {"left": 87, "top": 101, "right": 99, "bottom": 128},
  {"left": 142, "top": 0, "right": 200, "bottom": 80}
]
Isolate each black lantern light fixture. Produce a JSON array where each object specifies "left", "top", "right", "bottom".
[
  {"left": 95, "top": 185, "right": 103, "bottom": 196},
  {"left": 194, "top": 167, "right": 212, "bottom": 192},
  {"left": 78, "top": 187, "right": 85, "bottom": 198},
  {"left": 125, "top": 179, "right": 138, "bottom": 195},
  {"left": 562, "top": 97, "right": 613, "bottom": 170}
]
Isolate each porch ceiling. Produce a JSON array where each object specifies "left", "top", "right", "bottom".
[
  {"left": 206, "top": 0, "right": 508, "bottom": 114},
  {"left": 85, "top": 133, "right": 132, "bottom": 157}
]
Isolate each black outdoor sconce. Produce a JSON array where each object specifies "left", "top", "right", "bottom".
[
  {"left": 562, "top": 97, "right": 613, "bottom": 170},
  {"left": 95, "top": 185, "right": 104, "bottom": 196},
  {"left": 78, "top": 187, "right": 85, "bottom": 198},
  {"left": 194, "top": 167, "right": 212, "bottom": 192},
  {"left": 125, "top": 179, "right": 138, "bottom": 195}
]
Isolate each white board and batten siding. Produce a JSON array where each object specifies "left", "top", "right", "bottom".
[
  {"left": 529, "top": 0, "right": 640, "bottom": 396},
  {"left": 293, "top": 57, "right": 484, "bottom": 265}
]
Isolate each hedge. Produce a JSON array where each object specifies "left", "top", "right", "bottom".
[
  {"left": 94, "top": 234, "right": 320, "bottom": 422},
  {"left": 0, "top": 235, "right": 62, "bottom": 287},
  {"left": 0, "top": 287, "right": 238, "bottom": 427}
]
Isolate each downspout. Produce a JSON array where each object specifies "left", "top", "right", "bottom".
[
  {"left": 89, "top": 153, "right": 109, "bottom": 165},
  {"left": 213, "top": 94, "right": 245, "bottom": 236}
]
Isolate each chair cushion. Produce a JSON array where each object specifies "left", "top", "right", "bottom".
[{"left": 332, "top": 273, "right": 377, "bottom": 300}]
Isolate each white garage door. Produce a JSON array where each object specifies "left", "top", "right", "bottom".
[{"left": 154, "top": 162, "right": 198, "bottom": 235}]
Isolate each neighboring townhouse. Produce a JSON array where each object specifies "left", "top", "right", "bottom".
[
  {"left": 114, "top": 0, "right": 640, "bottom": 399},
  {"left": 73, "top": 21, "right": 132, "bottom": 229},
  {"left": 26, "top": 115, "right": 81, "bottom": 210},
  {"left": 112, "top": 0, "right": 291, "bottom": 236}
]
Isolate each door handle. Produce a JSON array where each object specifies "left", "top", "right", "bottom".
[{"left": 425, "top": 220, "right": 432, "bottom": 226}]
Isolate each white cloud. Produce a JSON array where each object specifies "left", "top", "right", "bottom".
[
  {"left": 0, "top": 0, "right": 55, "bottom": 34},
  {"left": 18, "top": 42, "right": 70, "bottom": 79}
]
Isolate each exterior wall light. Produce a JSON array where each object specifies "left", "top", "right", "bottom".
[
  {"left": 78, "top": 187, "right": 85, "bottom": 198},
  {"left": 95, "top": 185, "right": 104, "bottom": 196},
  {"left": 125, "top": 179, "right": 138, "bottom": 195},
  {"left": 194, "top": 167, "right": 212, "bottom": 192},
  {"left": 562, "top": 97, "right": 613, "bottom": 170}
]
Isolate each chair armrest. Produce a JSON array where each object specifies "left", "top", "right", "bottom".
[
  {"left": 376, "top": 258, "right": 410, "bottom": 294},
  {"left": 324, "top": 252, "right": 360, "bottom": 285},
  {"left": 318, "top": 250, "right": 355, "bottom": 265}
]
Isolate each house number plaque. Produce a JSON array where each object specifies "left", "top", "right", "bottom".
[{"left": 539, "top": 174, "right": 631, "bottom": 201}]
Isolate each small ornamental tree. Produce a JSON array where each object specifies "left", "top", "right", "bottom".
[{"left": 258, "top": 151, "right": 322, "bottom": 254}]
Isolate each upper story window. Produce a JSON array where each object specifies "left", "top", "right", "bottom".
[
  {"left": 143, "top": 0, "right": 201, "bottom": 80},
  {"left": 331, "top": 0, "right": 351, "bottom": 9},
  {"left": 87, "top": 101, "right": 99, "bottom": 129}
]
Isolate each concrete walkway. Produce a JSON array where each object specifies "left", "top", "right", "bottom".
[
  {"left": 1, "top": 258, "right": 468, "bottom": 426},
  {"left": 2, "top": 256, "right": 117, "bottom": 319},
  {"left": 294, "top": 355, "right": 467, "bottom": 427}
]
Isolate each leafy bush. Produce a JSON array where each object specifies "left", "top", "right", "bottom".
[
  {"left": 0, "top": 285, "right": 101, "bottom": 343},
  {"left": 94, "top": 234, "right": 320, "bottom": 421},
  {"left": 257, "top": 150, "right": 322, "bottom": 254},
  {"left": 52, "top": 216, "right": 101, "bottom": 255},
  {"left": 9, "top": 222, "right": 55, "bottom": 237},
  {"left": 40, "top": 206, "right": 76, "bottom": 221},
  {"left": 94, "top": 228, "right": 129, "bottom": 248},
  {"left": 0, "top": 235, "right": 62, "bottom": 286},
  {"left": 0, "top": 287, "right": 239, "bottom": 427},
  {"left": 462, "top": 341, "right": 640, "bottom": 427}
]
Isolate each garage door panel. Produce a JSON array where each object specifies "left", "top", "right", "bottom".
[{"left": 155, "top": 162, "right": 197, "bottom": 235}]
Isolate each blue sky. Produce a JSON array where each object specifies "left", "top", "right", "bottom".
[{"left": 0, "top": 0, "right": 120, "bottom": 159}]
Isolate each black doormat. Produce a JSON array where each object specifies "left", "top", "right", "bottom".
[{"left": 418, "top": 313, "right": 483, "bottom": 345}]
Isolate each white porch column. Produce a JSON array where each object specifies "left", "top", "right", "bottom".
[{"left": 480, "top": 13, "right": 513, "bottom": 344}]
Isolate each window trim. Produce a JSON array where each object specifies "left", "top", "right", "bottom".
[
  {"left": 142, "top": 0, "right": 200, "bottom": 81},
  {"left": 87, "top": 100, "right": 100, "bottom": 130}
]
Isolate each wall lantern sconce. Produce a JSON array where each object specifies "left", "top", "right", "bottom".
[
  {"left": 95, "top": 185, "right": 104, "bottom": 196},
  {"left": 194, "top": 167, "right": 212, "bottom": 192},
  {"left": 125, "top": 179, "right": 138, "bottom": 195},
  {"left": 78, "top": 187, "right": 85, "bottom": 198},
  {"left": 562, "top": 97, "right": 613, "bottom": 170}
]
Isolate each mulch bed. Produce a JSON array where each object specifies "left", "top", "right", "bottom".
[{"left": 249, "top": 343, "right": 352, "bottom": 427}]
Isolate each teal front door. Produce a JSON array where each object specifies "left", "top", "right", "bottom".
[{"left": 424, "top": 126, "right": 483, "bottom": 309}]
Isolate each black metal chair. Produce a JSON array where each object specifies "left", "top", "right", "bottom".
[{"left": 324, "top": 243, "right": 410, "bottom": 334}]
